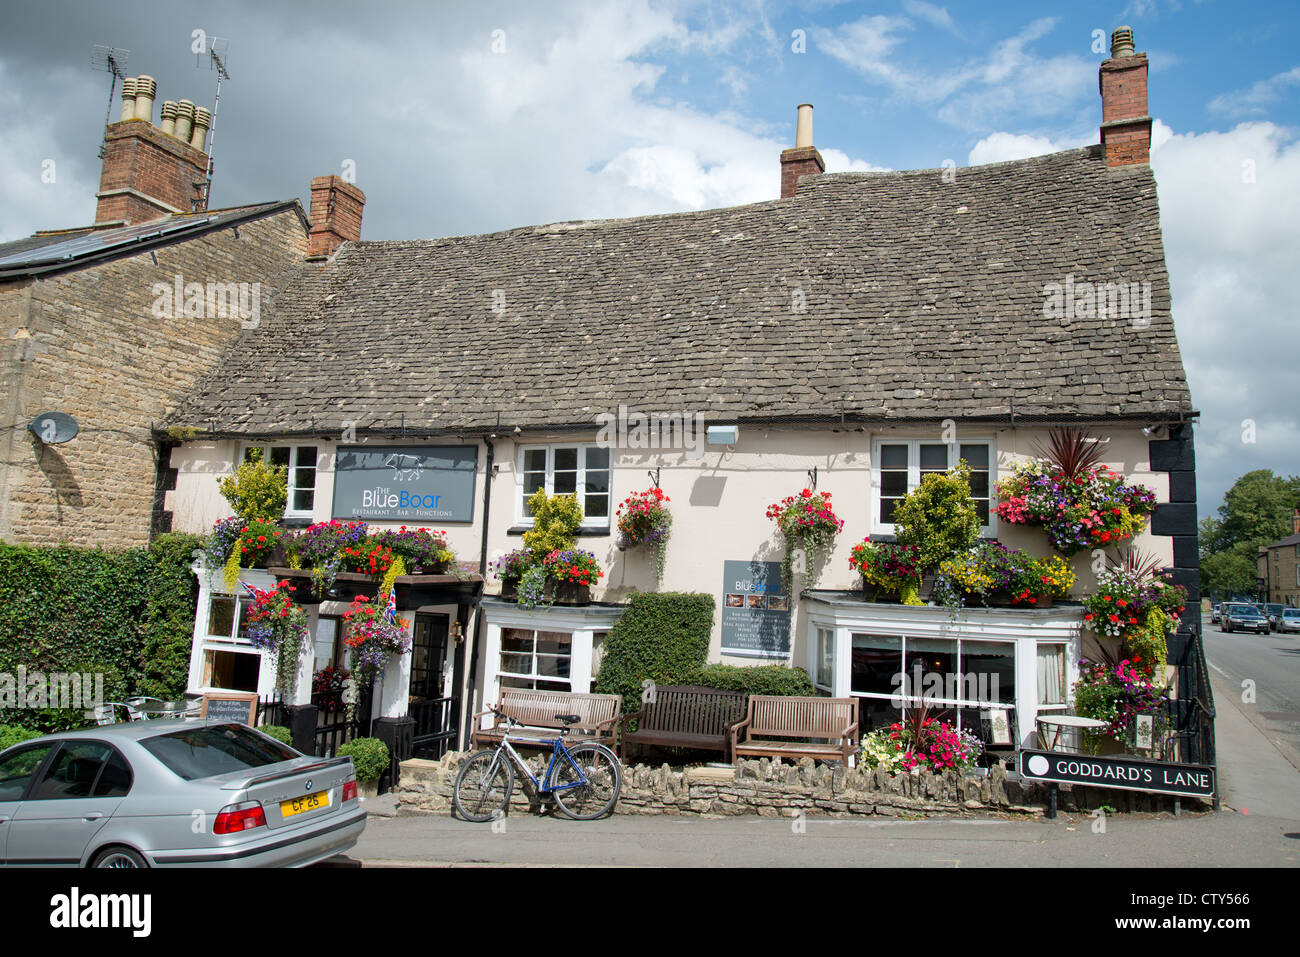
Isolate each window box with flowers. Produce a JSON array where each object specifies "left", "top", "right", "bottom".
[
  {"left": 204, "top": 516, "right": 287, "bottom": 592},
  {"left": 541, "top": 549, "right": 604, "bottom": 605},
  {"left": 995, "top": 428, "right": 1157, "bottom": 555},
  {"left": 932, "top": 541, "right": 1076, "bottom": 610},
  {"left": 848, "top": 540, "right": 923, "bottom": 604}
]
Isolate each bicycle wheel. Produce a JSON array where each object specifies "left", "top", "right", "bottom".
[
  {"left": 453, "top": 749, "right": 514, "bottom": 823},
  {"left": 551, "top": 743, "right": 621, "bottom": 820}
]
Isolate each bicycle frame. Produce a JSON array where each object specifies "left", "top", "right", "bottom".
[{"left": 486, "top": 724, "right": 589, "bottom": 795}]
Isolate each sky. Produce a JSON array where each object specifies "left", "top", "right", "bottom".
[{"left": 0, "top": 0, "right": 1297, "bottom": 520}]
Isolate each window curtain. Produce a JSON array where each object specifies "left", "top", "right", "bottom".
[{"left": 1037, "top": 645, "right": 1065, "bottom": 706}]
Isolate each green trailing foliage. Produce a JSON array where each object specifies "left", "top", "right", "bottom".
[
  {"left": 0, "top": 534, "right": 202, "bottom": 732},
  {"left": 338, "top": 736, "right": 390, "bottom": 783}
]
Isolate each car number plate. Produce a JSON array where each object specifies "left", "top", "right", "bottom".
[{"left": 281, "top": 790, "right": 330, "bottom": 818}]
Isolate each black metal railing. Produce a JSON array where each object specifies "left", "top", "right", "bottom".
[{"left": 410, "top": 696, "right": 457, "bottom": 760}]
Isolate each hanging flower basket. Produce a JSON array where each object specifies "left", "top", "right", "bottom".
[
  {"left": 766, "top": 488, "right": 844, "bottom": 593},
  {"left": 616, "top": 487, "right": 672, "bottom": 582}
]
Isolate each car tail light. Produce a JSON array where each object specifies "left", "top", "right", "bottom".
[
  {"left": 342, "top": 777, "right": 358, "bottom": 802},
  {"left": 214, "top": 801, "right": 267, "bottom": 834}
]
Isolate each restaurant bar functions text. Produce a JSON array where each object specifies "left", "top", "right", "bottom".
[{"left": 1019, "top": 749, "right": 1215, "bottom": 799}]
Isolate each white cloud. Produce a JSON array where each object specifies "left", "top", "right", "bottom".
[
  {"left": 966, "top": 130, "right": 1093, "bottom": 165},
  {"left": 1148, "top": 118, "right": 1300, "bottom": 510},
  {"left": 1207, "top": 66, "right": 1300, "bottom": 118},
  {"left": 901, "top": 0, "right": 960, "bottom": 36}
]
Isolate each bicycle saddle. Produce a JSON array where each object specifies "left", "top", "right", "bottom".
[{"left": 556, "top": 714, "right": 581, "bottom": 725}]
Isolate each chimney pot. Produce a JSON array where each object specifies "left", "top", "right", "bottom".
[
  {"left": 795, "top": 103, "right": 814, "bottom": 148},
  {"left": 159, "top": 100, "right": 178, "bottom": 136},
  {"left": 133, "top": 75, "right": 156, "bottom": 125},
  {"left": 190, "top": 107, "right": 211, "bottom": 152},
  {"left": 1110, "top": 26, "right": 1136, "bottom": 59},
  {"left": 119, "top": 77, "right": 138, "bottom": 121},
  {"left": 174, "top": 99, "right": 195, "bottom": 144}
]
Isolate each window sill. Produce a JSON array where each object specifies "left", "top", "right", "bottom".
[
  {"left": 506, "top": 526, "right": 610, "bottom": 537},
  {"left": 280, "top": 515, "right": 313, "bottom": 529}
]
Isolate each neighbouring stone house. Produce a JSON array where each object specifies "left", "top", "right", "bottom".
[
  {"left": 1257, "top": 510, "right": 1300, "bottom": 606},
  {"left": 0, "top": 70, "right": 363, "bottom": 547},
  {"left": 158, "top": 28, "right": 1207, "bottom": 768}
]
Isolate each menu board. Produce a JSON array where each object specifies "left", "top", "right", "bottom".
[
  {"left": 720, "top": 560, "right": 791, "bottom": 659},
  {"left": 200, "top": 692, "right": 259, "bottom": 725}
]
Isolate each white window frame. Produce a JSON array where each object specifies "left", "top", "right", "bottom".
[
  {"left": 515, "top": 443, "right": 611, "bottom": 528},
  {"left": 496, "top": 627, "right": 574, "bottom": 692},
  {"left": 870, "top": 436, "right": 996, "bottom": 537},
  {"left": 241, "top": 443, "right": 319, "bottom": 520},
  {"left": 204, "top": 593, "right": 252, "bottom": 647},
  {"left": 814, "top": 627, "right": 835, "bottom": 692},
  {"left": 1035, "top": 641, "right": 1069, "bottom": 711}
]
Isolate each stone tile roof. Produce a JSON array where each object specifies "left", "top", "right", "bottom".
[{"left": 169, "top": 146, "right": 1195, "bottom": 436}]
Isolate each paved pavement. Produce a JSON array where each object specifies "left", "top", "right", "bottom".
[{"left": 339, "top": 616, "right": 1300, "bottom": 866}]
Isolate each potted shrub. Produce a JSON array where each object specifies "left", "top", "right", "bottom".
[
  {"left": 765, "top": 488, "right": 844, "bottom": 593},
  {"left": 615, "top": 487, "right": 672, "bottom": 582},
  {"left": 338, "top": 737, "right": 391, "bottom": 798},
  {"left": 542, "top": 549, "right": 603, "bottom": 605},
  {"left": 892, "top": 463, "right": 982, "bottom": 595},
  {"left": 848, "top": 539, "right": 922, "bottom": 604},
  {"left": 259, "top": 725, "right": 294, "bottom": 747},
  {"left": 490, "top": 548, "right": 534, "bottom": 601}
]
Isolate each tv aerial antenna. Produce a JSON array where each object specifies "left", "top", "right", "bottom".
[
  {"left": 196, "top": 35, "right": 231, "bottom": 211},
  {"left": 89, "top": 44, "right": 129, "bottom": 158}
]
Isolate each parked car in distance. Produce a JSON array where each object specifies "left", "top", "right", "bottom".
[
  {"left": 1262, "top": 603, "right": 1287, "bottom": 631},
  {"left": 1279, "top": 608, "right": 1300, "bottom": 634},
  {"left": 1210, "top": 603, "right": 1221, "bottom": 624},
  {"left": 0, "top": 720, "right": 366, "bottom": 867},
  {"left": 1220, "top": 603, "right": 1271, "bottom": 635}
]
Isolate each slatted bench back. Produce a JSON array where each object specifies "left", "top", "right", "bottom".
[
  {"left": 747, "top": 695, "right": 859, "bottom": 739},
  {"left": 498, "top": 688, "right": 620, "bottom": 730},
  {"left": 640, "top": 685, "right": 746, "bottom": 736}
]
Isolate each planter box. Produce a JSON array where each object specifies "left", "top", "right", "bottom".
[
  {"left": 543, "top": 578, "right": 591, "bottom": 606},
  {"left": 500, "top": 579, "right": 519, "bottom": 601}
]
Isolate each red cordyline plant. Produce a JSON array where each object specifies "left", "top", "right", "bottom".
[{"left": 766, "top": 488, "right": 844, "bottom": 592}]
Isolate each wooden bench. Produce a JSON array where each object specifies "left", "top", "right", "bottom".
[
  {"left": 471, "top": 688, "right": 621, "bottom": 750},
  {"left": 618, "top": 685, "right": 747, "bottom": 762},
  {"left": 730, "top": 695, "right": 859, "bottom": 766}
]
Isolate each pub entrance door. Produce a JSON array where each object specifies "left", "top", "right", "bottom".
[{"left": 409, "top": 613, "right": 457, "bottom": 758}]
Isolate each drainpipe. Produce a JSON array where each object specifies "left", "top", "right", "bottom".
[{"left": 462, "top": 435, "right": 495, "bottom": 749}]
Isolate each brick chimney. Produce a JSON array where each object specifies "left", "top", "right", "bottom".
[
  {"left": 94, "top": 76, "right": 211, "bottom": 226},
  {"left": 780, "top": 103, "right": 825, "bottom": 198},
  {"left": 1099, "top": 26, "right": 1152, "bottom": 167},
  {"left": 308, "top": 176, "right": 366, "bottom": 258}
]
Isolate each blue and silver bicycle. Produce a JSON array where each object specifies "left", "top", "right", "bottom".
[{"left": 453, "top": 708, "right": 622, "bottom": 822}]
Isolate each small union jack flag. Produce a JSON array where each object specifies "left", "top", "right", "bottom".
[
  {"left": 382, "top": 586, "right": 397, "bottom": 624},
  {"left": 240, "top": 580, "right": 265, "bottom": 601}
]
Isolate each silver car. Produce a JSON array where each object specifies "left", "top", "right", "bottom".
[
  {"left": 0, "top": 720, "right": 366, "bottom": 867},
  {"left": 1279, "top": 609, "right": 1300, "bottom": 634}
]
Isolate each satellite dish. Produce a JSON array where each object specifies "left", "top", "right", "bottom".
[{"left": 29, "top": 411, "right": 79, "bottom": 444}]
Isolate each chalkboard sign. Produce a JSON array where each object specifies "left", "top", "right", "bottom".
[{"left": 200, "top": 692, "right": 259, "bottom": 725}]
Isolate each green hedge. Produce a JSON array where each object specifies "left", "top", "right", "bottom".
[
  {"left": 0, "top": 724, "right": 44, "bottom": 752},
  {"left": 259, "top": 725, "right": 293, "bottom": 746},
  {"left": 0, "top": 533, "right": 202, "bottom": 732},
  {"left": 692, "top": 663, "right": 815, "bottom": 697},
  {"left": 594, "top": 592, "right": 714, "bottom": 713}
]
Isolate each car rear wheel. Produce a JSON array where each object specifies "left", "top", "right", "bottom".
[{"left": 90, "top": 846, "right": 149, "bottom": 869}]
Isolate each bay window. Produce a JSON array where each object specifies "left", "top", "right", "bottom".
[{"left": 498, "top": 628, "right": 572, "bottom": 692}]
